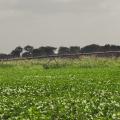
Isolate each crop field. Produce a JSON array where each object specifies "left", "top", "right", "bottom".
[{"left": 0, "top": 57, "right": 120, "bottom": 120}]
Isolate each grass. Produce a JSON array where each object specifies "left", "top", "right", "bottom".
[{"left": 0, "top": 57, "right": 120, "bottom": 120}]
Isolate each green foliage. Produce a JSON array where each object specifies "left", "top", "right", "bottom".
[
  {"left": 42, "top": 63, "right": 66, "bottom": 69},
  {"left": 0, "top": 57, "right": 120, "bottom": 119},
  {"left": 24, "top": 45, "right": 34, "bottom": 53}
]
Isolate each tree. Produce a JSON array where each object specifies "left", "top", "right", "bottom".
[
  {"left": 110, "top": 45, "right": 120, "bottom": 51},
  {"left": 101, "top": 44, "right": 120, "bottom": 52},
  {"left": 80, "top": 44, "right": 101, "bottom": 53},
  {"left": 44, "top": 46, "right": 56, "bottom": 56},
  {"left": 45, "top": 46, "right": 56, "bottom": 56},
  {"left": 11, "top": 46, "right": 23, "bottom": 57},
  {"left": 103, "top": 44, "right": 111, "bottom": 52},
  {"left": 32, "top": 49, "right": 40, "bottom": 57},
  {"left": 22, "top": 52, "right": 32, "bottom": 58},
  {"left": 24, "top": 45, "right": 34, "bottom": 53},
  {"left": 38, "top": 46, "right": 57, "bottom": 56},
  {"left": 38, "top": 47, "right": 46, "bottom": 56},
  {"left": 70, "top": 46, "right": 80, "bottom": 54},
  {"left": 11, "top": 50, "right": 20, "bottom": 57},
  {"left": 0, "top": 54, "right": 8, "bottom": 59},
  {"left": 15, "top": 46, "right": 23, "bottom": 53},
  {"left": 58, "top": 47, "right": 70, "bottom": 55}
]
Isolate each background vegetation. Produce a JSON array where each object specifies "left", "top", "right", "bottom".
[{"left": 0, "top": 44, "right": 120, "bottom": 59}]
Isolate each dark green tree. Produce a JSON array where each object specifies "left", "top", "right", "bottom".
[
  {"left": 80, "top": 44, "right": 101, "bottom": 53},
  {"left": 58, "top": 47, "right": 70, "bottom": 55},
  {"left": 24, "top": 45, "right": 34, "bottom": 53},
  {"left": 32, "top": 49, "right": 40, "bottom": 57},
  {"left": 39, "top": 46, "right": 56, "bottom": 56},
  {"left": 11, "top": 46, "right": 23, "bottom": 57},
  {"left": 70, "top": 46, "right": 80, "bottom": 54}
]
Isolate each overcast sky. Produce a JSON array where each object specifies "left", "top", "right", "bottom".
[{"left": 0, "top": 0, "right": 120, "bottom": 53}]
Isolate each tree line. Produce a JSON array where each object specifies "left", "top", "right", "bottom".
[{"left": 0, "top": 44, "right": 120, "bottom": 59}]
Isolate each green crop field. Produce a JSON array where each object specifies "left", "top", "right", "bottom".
[{"left": 0, "top": 57, "right": 120, "bottom": 120}]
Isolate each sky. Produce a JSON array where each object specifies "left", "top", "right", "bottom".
[{"left": 0, "top": 0, "right": 120, "bottom": 53}]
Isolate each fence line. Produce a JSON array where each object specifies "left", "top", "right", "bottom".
[{"left": 0, "top": 51, "right": 120, "bottom": 62}]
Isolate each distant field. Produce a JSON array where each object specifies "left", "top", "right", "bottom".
[{"left": 0, "top": 57, "right": 120, "bottom": 120}]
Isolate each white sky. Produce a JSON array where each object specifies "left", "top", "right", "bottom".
[{"left": 0, "top": 0, "right": 120, "bottom": 53}]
